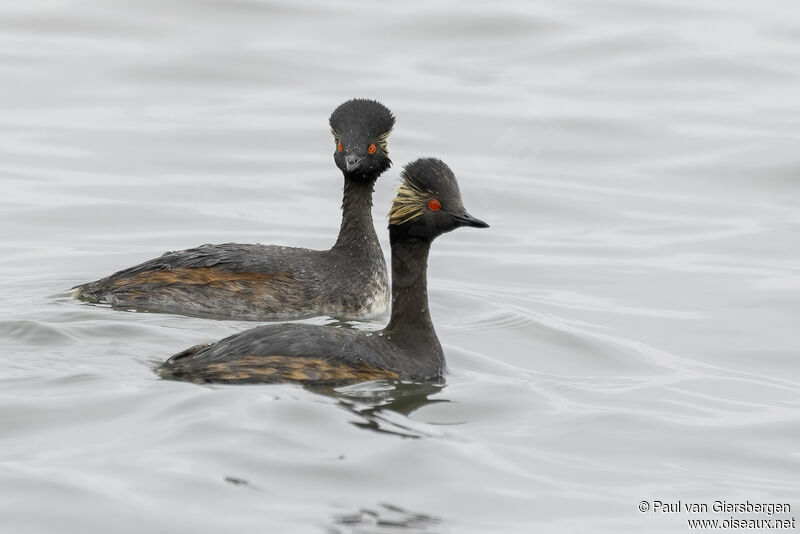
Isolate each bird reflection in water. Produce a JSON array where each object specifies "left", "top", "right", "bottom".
[
  {"left": 327, "top": 502, "right": 443, "bottom": 534},
  {"left": 309, "top": 380, "right": 447, "bottom": 439}
]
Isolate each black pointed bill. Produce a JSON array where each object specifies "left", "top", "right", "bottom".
[
  {"left": 345, "top": 155, "right": 362, "bottom": 172},
  {"left": 451, "top": 211, "right": 489, "bottom": 229}
]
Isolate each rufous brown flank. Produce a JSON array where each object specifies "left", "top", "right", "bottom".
[
  {"left": 107, "top": 267, "right": 294, "bottom": 291},
  {"left": 175, "top": 355, "right": 399, "bottom": 384}
]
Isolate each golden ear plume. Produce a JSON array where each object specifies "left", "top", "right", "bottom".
[{"left": 389, "top": 180, "right": 429, "bottom": 225}]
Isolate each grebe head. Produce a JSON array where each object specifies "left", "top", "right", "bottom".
[
  {"left": 330, "top": 98, "right": 395, "bottom": 182},
  {"left": 389, "top": 158, "right": 489, "bottom": 242}
]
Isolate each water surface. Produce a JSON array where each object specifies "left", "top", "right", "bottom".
[{"left": 1, "top": 1, "right": 799, "bottom": 532}]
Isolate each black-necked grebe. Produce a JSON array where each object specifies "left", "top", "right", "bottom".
[
  {"left": 158, "top": 158, "right": 488, "bottom": 385},
  {"left": 73, "top": 99, "right": 395, "bottom": 320}
]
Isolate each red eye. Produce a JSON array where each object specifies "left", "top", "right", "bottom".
[
  {"left": 368, "top": 143, "right": 376, "bottom": 154},
  {"left": 428, "top": 198, "right": 441, "bottom": 211},
  {"left": 337, "top": 141, "right": 343, "bottom": 152}
]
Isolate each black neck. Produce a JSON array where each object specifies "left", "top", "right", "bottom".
[
  {"left": 385, "top": 236, "right": 436, "bottom": 337},
  {"left": 332, "top": 177, "right": 379, "bottom": 251}
]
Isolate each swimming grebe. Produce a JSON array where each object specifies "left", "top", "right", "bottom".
[
  {"left": 73, "top": 99, "right": 395, "bottom": 320},
  {"left": 158, "top": 158, "right": 488, "bottom": 385}
]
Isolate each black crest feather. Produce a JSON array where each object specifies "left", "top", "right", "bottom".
[
  {"left": 329, "top": 98, "right": 396, "bottom": 139},
  {"left": 389, "top": 158, "right": 462, "bottom": 226}
]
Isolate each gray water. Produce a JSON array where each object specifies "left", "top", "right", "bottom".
[{"left": 2, "top": 1, "right": 799, "bottom": 533}]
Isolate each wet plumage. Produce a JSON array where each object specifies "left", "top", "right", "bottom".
[
  {"left": 73, "top": 99, "right": 395, "bottom": 320},
  {"left": 158, "top": 158, "right": 489, "bottom": 385}
]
